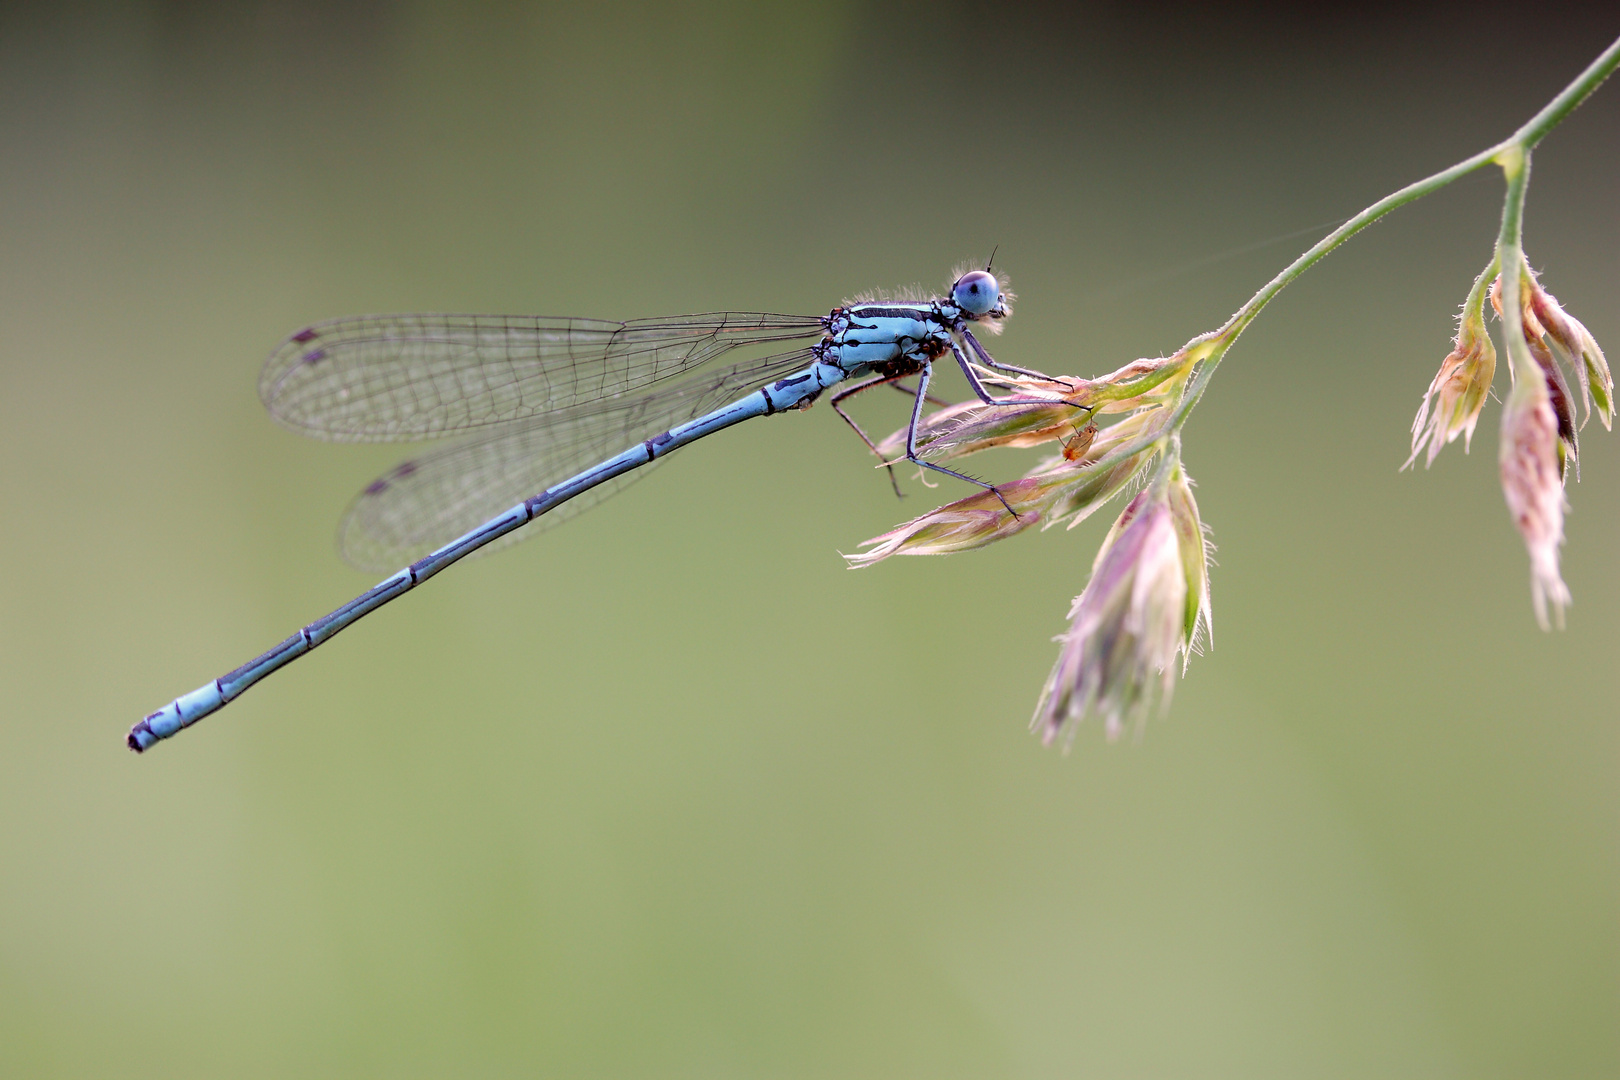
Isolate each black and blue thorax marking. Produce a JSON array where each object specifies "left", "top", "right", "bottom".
[{"left": 814, "top": 300, "right": 963, "bottom": 380}]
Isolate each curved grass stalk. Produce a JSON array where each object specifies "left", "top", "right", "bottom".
[{"left": 1073, "top": 35, "right": 1620, "bottom": 476}]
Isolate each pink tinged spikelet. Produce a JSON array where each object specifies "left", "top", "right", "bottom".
[
  {"left": 1078, "top": 353, "right": 1199, "bottom": 414},
  {"left": 1407, "top": 304, "right": 1496, "bottom": 469},
  {"left": 847, "top": 406, "right": 1173, "bottom": 567},
  {"left": 1499, "top": 377, "right": 1570, "bottom": 629},
  {"left": 1492, "top": 272, "right": 1582, "bottom": 470},
  {"left": 1032, "top": 490, "right": 1187, "bottom": 746},
  {"left": 1528, "top": 282, "right": 1613, "bottom": 432},
  {"left": 1167, "top": 465, "right": 1213, "bottom": 669},
  {"left": 842, "top": 475, "right": 1053, "bottom": 566},
  {"left": 1044, "top": 408, "right": 1171, "bottom": 530},
  {"left": 872, "top": 351, "right": 1197, "bottom": 467},
  {"left": 874, "top": 396, "right": 1095, "bottom": 464}
]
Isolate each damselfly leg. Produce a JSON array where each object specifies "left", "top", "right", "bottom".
[
  {"left": 952, "top": 327, "right": 1086, "bottom": 405},
  {"left": 830, "top": 372, "right": 911, "bottom": 497},
  {"left": 903, "top": 364, "right": 1020, "bottom": 518}
]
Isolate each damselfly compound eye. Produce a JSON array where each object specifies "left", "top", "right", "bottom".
[{"left": 953, "top": 270, "right": 1001, "bottom": 317}]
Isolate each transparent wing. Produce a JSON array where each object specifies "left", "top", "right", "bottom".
[
  {"left": 338, "top": 348, "right": 820, "bottom": 572},
  {"left": 261, "top": 311, "right": 827, "bottom": 442}
]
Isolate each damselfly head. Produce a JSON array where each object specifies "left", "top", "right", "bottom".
[{"left": 952, "top": 269, "right": 1007, "bottom": 320}]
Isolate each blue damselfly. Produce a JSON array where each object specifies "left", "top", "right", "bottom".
[{"left": 130, "top": 267, "right": 1062, "bottom": 751}]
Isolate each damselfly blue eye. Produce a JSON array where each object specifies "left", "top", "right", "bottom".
[{"left": 952, "top": 270, "right": 1000, "bottom": 317}]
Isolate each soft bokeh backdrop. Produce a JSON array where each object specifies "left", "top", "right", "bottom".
[{"left": 1, "top": 3, "right": 1615, "bottom": 1076}]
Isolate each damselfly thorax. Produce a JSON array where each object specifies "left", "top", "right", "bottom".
[{"left": 814, "top": 301, "right": 964, "bottom": 381}]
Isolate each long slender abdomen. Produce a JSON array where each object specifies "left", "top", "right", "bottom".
[{"left": 126, "top": 370, "right": 847, "bottom": 752}]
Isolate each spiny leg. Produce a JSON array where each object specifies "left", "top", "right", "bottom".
[
  {"left": 948, "top": 338, "right": 1096, "bottom": 427},
  {"left": 946, "top": 338, "right": 1069, "bottom": 408},
  {"left": 830, "top": 372, "right": 910, "bottom": 496},
  {"left": 959, "top": 324, "right": 1072, "bottom": 386},
  {"left": 904, "top": 363, "right": 1020, "bottom": 518},
  {"left": 950, "top": 337, "right": 1015, "bottom": 405}
]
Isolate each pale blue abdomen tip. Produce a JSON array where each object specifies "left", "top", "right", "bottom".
[
  {"left": 127, "top": 718, "right": 162, "bottom": 752},
  {"left": 127, "top": 683, "right": 224, "bottom": 752}
]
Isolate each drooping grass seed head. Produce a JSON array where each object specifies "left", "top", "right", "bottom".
[
  {"left": 1406, "top": 296, "right": 1496, "bottom": 469},
  {"left": 1498, "top": 375, "right": 1571, "bottom": 630},
  {"left": 1527, "top": 280, "right": 1613, "bottom": 431},
  {"left": 1492, "top": 271, "right": 1587, "bottom": 472},
  {"left": 1032, "top": 488, "right": 1188, "bottom": 745}
]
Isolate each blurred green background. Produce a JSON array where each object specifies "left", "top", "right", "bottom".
[{"left": 1, "top": 3, "right": 1615, "bottom": 1076}]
